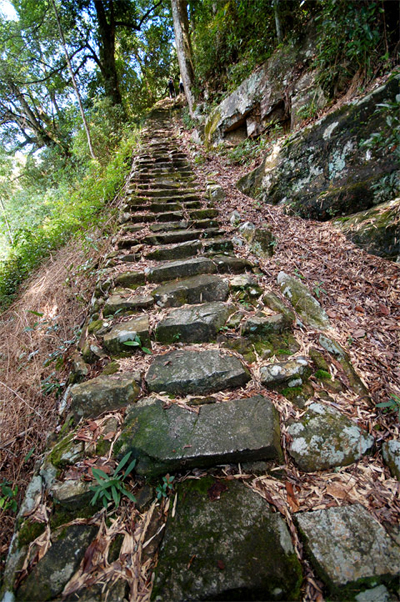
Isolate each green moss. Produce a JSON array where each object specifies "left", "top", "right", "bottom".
[
  {"left": 101, "top": 361, "right": 120, "bottom": 375},
  {"left": 88, "top": 319, "right": 103, "bottom": 334},
  {"left": 50, "top": 503, "right": 96, "bottom": 531},
  {"left": 47, "top": 433, "right": 76, "bottom": 468},
  {"left": 281, "top": 386, "right": 304, "bottom": 399},
  {"left": 315, "top": 369, "right": 332, "bottom": 381},
  {"left": 18, "top": 520, "right": 46, "bottom": 549},
  {"left": 309, "top": 348, "right": 330, "bottom": 372}
]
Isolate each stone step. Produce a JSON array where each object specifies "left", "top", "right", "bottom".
[
  {"left": 148, "top": 202, "right": 182, "bottom": 213},
  {"left": 149, "top": 221, "right": 188, "bottom": 232},
  {"left": 117, "top": 395, "right": 282, "bottom": 477},
  {"left": 146, "top": 349, "right": 250, "bottom": 395},
  {"left": 189, "top": 208, "right": 219, "bottom": 220},
  {"left": 203, "top": 237, "right": 234, "bottom": 254},
  {"left": 155, "top": 302, "right": 234, "bottom": 344},
  {"left": 102, "top": 315, "right": 150, "bottom": 357},
  {"left": 212, "top": 254, "right": 254, "bottom": 274},
  {"left": 145, "top": 228, "right": 223, "bottom": 245},
  {"left": 153, "top": 273, "right": 229, "bottom": 307},
  {"left": 147, "top": 257, "right": 217, "bottom": 283},
  {"left": 144, "top": 240, "right": 201, "bottom": 261},
  {"left": 152, "top": 478, "right": 301, "bottom": 602},
  {"left": 103, "top": 291, "right": 154, "bottom": 316}
]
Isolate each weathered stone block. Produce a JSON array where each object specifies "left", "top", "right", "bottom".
[
  {"left": 117, "top": 395, "right": 282, "bottom": 476},
  {"left": 155, "top": 302, "right": 233, "bottom": 344},
  {"left": 152, "top": 478, "right": 302, "bottom": 601},
  {"left": 70, "top": 373, "right": 141, "bottom": 419},
  {"left": 146, "top": 349, "right": 251, "bottom": 395}
]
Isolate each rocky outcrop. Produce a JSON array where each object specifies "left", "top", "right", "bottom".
[
  {"left": 334, "top": 198, "right": 400, "bottom": 260},
  {"left": 205, "top": 32, "right": 327, "bottom": 146},
  {"left": 238, "top": 75, "right": 400, "bottom": 225}
]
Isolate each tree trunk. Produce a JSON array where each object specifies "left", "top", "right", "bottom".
[
  {"left": 273, "top": 0, "right": 283, "bottom": 43},
  {"left": 51, "top": 0, "right": 96, "bottom": 159},
  {"left": 94, "top": 0, "right": 124, "bottom": 108},
  {"left": 171, "top": 0, "right": 195, "bottom": 117}
]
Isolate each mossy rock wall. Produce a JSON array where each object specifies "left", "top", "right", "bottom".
[{"left": 237, "top": 75, "right": 400, "bottom": 227}]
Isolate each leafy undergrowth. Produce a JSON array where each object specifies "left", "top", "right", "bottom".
[{"left": 0, "top": 197, "right": 124, "bottom": 576}]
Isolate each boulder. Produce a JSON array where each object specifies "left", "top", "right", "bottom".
[
  {"left": 277, "top": 272, "right": 330, "bottom": 329},
  {"left": 296, "top": 505, "right": 400, "bottom": 596},
  {"left": 287, "top": 402, "right": 374, "bottom": 471},
  {"left": 382, "top": 439, "right": 400, "bottom": 480},
  {"left": 334, "top": 198, "right": 400, "bottom": 260},
  {"left": 204, "top": 31, "right": 325, "bottom": 147},
  {"left": 152, "top": 479, "right": 302, "bottom": 601}
]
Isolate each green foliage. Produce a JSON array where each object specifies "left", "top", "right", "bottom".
[
  {"left": 377, "top": 395, "right": 400, "bottom": 422},
  {"left": 90, "top": 452, "right": 137, "bottom": 509},
  {"left": 123, "top": 334, "right": 152, "bottom": 354},
  {"left": 0, "top": 124, "right": 140, "bottom": 310},
  {"left": 156, "top": 474, "right": 175, "bottom": 500},
  {"left": 315, "top": 0, "right": 392, "bottom": 94},
  {"left": 192, "top": 0, "right": 314, "bottom": 98},
  {"left": 0, "top": 480, "right": 18, "bottom": 513},
  {"left": 313, "top": 282, "right": 327, "bottom": 298}
]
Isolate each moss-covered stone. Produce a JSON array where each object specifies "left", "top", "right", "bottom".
[
  {"left": 18, "top": 520, "right": 46, "bottom": 549},
  {"left": 296, "top": 505, "right": 400, "bottom": 598},
  {"left": 47, "top": 433, "right": 84, "bottom": 469},
  {"left": 278, "top": 272, "right": 330, "bottom": 330},
  {"left": 87, "top": 319, "right": 103, "bottom": 334},
  {"left": 287, "top": 402, "right": 374, "bottom": 471},
  {"left": 152, "top": 479, "right": 302, "bottom": 601},
  {"left": 16, "top": 524, "right": 97, "bottom": 601},
  {"left": 101, "top": 361, "right": 120, "bottom": 375}
]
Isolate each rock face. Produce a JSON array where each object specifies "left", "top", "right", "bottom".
[
  {"left": 146, "top": 349, "right": 250, "bottom": 395},
  {"left": 334, "top": 198, "right": 400, "bottom": 260},
  {"left": 16, "top": 524, "right": 97, "bottom": 601},
  {"left": 70, "top": 373, "right": 141, "bottom": 419},
  {"left": 296, "top": 505, "right": 400, "bottom": 595},
  {"left": 237, "top": 75, "right": 400, "bottom": 225},
  {"left": 152, "top": 478, "right": 302, "bottom": 601},
  {"left": 204, "top": 32, "right": 326, "bottom": 146},
  {"left": 117, "top": 395, "right": 282, "bottom": 476},
  {"left": 286, "top": 402, "right": 374, "bottom": 471},
  {"left": 277, "top": 272, "right": 330, "bottom": 329}
]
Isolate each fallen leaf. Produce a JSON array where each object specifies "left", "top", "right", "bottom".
[{"left": 207, "top": 481, "right": 228, "bottom": 501}]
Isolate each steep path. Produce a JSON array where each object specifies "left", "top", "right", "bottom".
[{"left": 2, "top": 101, "right": 399, "bottom": 602}]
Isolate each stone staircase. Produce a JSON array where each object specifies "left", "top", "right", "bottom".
[{"left": 2, "top": 103, "right": 399, "bottom": 602}]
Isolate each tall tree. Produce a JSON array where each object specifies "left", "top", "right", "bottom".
[
  {"left": 171, "top": 0, "right": 195, "bottom": 116},
  {"left": 50, "top": 0, "right": 96, "bottom": 159}
]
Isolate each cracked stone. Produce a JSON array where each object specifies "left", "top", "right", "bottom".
[{"left": 155, "top": 302, "right": 233, "bottom": 344}]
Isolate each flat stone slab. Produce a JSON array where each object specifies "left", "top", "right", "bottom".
[
  {"left": 152, "top": 478, "right": 302, "bottom": 601},
  {"left": 145, "top": 240, "right": 201, "bottom": 261},
  {"left": 296, "top": 505, "right": 400, "bottom": 595},
  {"left": 16, "top": 524, "right": 97, "bottom": 601},
  {"left": 146, "top": 349, "right": 251, "bottom": 395},
  {"left": 287, "top": 402, "right": 374, "bottom": 471},
  {"left": 117, "top": 395, "right": 282, "bottom": 476},
  {"left": 70, "top": 372, "right": 141, "bottom": 419},
  {"left": 260, "top": 356, "right": 310, "bottom": 389},
  {"left": 103, "top": 315, "right": 150, "bottom": 356},
  {"left": 155, "top": 302, "right": 233, "bottom": 344},
  {"left": 277, "top": 271, "right": 330, "bottom": 330},
  {"left": 147, "top": 257, "right": 216, "bottom": 283},
  {"left": 153, "top": 274, "right": 229, "bottom": 307},
  {"left": 103, "top": 292, "right": 154, "bottom": 316}
]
